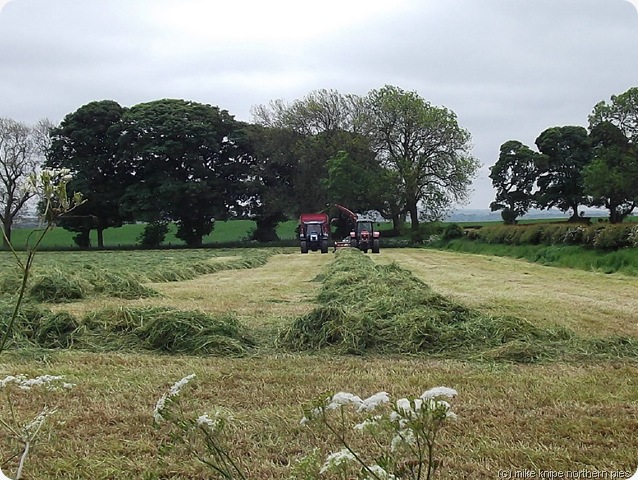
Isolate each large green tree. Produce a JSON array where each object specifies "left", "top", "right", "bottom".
[
  {"left": 365, "top": 85, "right": 478, "bottom": 231},
  {"left": 583, "top": 122, "right": 638, "bottom": 223},
  {"left": 489, "top": 140, "right": 539, "bottom": 224},
  {"left": 534, "top": 126, "right": 592, "bottom": 221},
  {"left": 240, "top": 124, "right": 300, "bottom": 241},
  {"left": 119, "top": 99, "right": 248, "bottom": 247},
  {"left": 47, "top": 100, "right": 131, "bottom": 248}
]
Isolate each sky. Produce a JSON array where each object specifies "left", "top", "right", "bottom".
[{"left": 1, "top": 0, "right": 637, "bottom": 210}]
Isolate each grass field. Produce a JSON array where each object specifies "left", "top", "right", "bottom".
[{"left": 1, "top": 247, "right": 637, "bottom": 479}]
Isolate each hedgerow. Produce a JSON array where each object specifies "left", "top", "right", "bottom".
[{"left": 467, "top": 223, "right": 638, "bottom": 250}]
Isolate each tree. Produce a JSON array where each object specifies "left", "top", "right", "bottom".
[
  {"left": 251, "top": 89, "right": 379, "bottom": 217},
  {"left": 365, "top": 85, "right": 478, "bottom": 231},
  {"left": 589, "top": 86, "right": 638, "bottom": 143},
  {"left": 489, "top": 140, "right": 539, "bottom": 224},
  {"left": 534, "top": 126, "right": 592, "bottom": 221},
  {"left": 323, "top": 149, "right": 402, "bottom": 236},
  {"left": 240, "top": 124, "right": 300, "bottom": 241},
  {"left": 119, "top": 99, "right": 249, "bottom": 247},
  {"left": 587, "top": 87, "right": 638, "bottom": 223},
  {"left": 583, "top": 122, "right": 638, "bottom": 223},
  {"left": 0, "top": 117, "right": 46, "bottom": 247},
  {"left": 47, "top": 100, "right": 132, "bottom": 248}
]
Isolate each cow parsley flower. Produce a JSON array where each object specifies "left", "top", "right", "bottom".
[
  {"left": 153, "top": 374, "right": 196, "bottom": 423},
  {"left": 320, "top": 448, "right": 356, "bottom": 474},
  {"left": 326, "top": 392, "right": 363, "bottom": 410},
  {"left": 354, "top": 415, "right": 382, "bottom": 432},
  {"left": 366, "top": 464, "right": 398, "bottom": 479},
  {"left": 359, "top": 391, "right": 390, "bottom": 411},
  {"left": 420, "top": 386, "right": 457, "bottom": 400}
]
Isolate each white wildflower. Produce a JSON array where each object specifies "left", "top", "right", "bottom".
[
  {"left": 197, "top": 409, "right": 231, "bottom": 433},
  {"left": 366, "top": 464, "right": 398, "bottom": 479},
  {"left": 300, "top": 406, "right": 323, "bottom": 425},
  {"left": 391, "top": 428, "right": 416, "bottom": 451},
  {"left": 395, "top": 398, "right": 412, "bottom": 416},
  {"left": 154, "top": 395, "right": 168, "bottom": 423},
  {"left": 420, "top": 386, "right": 457, "bottom": 400},
  {"left": 153, "top": 374, "right": 196, "bottom": 423},
  {"left": 359, "top": 391, "right": 390, "bottom": 411},
  {"left": 168, "top": 374, "right": 196, "bottom": 396},
  {"left": 326, "top": 392, "right": 363, "bottom": 410},
  {"left": 354, "top": 415, "right": 382, "bottom": 432},
  {"left": 1, "top": 374, "right": 67, "bottom": 391},
  {"left": 197, "top": 414, "right": 214, "bottom": 427},
  {"left": 320, "top": 448, "right": 356, "bottom": 474},
  {"left": 23, "top": 408, "right": 56, "bottom": 437}
]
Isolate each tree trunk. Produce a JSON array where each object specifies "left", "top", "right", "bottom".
[
  {"left": 1, "top": 217, "right": 11, "bottom": 248},
  {"left": 408, "top": 202, "right": 419, "bottom": 232},
  {"left": 569, "top": 205, "right": 580, "bottom": 222},
  {"left": 97, "top": 227, "right": 105, "bottom": 249},
  {"left": 391, "top": 214, "right": 402, "bottom": 236}
]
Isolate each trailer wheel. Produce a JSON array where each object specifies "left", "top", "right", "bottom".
[
  {"left": 300, "top": 241, "right": 308, "bottom": 254},
  {"left": 320, "top": 240, "right": 328, "bottom": 254},
  {"left": 372, "top": 239, "right": 380, "bottom": 253}
]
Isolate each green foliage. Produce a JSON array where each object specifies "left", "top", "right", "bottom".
[
  {"left": 534, "top": 126, "right": 592, "bottom": 219},
  {"left": 47, "top": 100, "right": 133, "bottom": 248},
  {"left": 489, "top": 140, "right": 539, "bottom": 223},
  {"left": 442, "top": 223, "right": 464, "bottom": 240},
  {"left": 584, "top": 122, "right": 638, "bottom": 223},
  {"left": 368, "top": 85, "right": 478, "bottom": 230},
  {"left": 465, "top": 222, "right": 638, "bottom": 251},
  {"left": 138, "top": 221, "right": 170, "bottom": 247}
]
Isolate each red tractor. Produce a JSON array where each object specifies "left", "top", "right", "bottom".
[
  {"left": 334, "top": 204, "right": 380, "bottom": 253},
  {"left": 298, "top": 213, "right": 330, "bottom": 254}
]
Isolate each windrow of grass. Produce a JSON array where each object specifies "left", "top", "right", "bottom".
[
  {"left": 437, "top": 238, "right": 638, "bottom": 275},
  {"left": 0, "top": 302, "right": 255, "bottom": 355},
  {"left": 0, "top": 248, "right": 280, "bottom": 303},
  {"left": 280, "top": 248, "right": 638, "bottom": 362}
]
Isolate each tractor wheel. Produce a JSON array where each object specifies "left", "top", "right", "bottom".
[
  {"left": 300, "top": 241, "right": 308, "bottom": 254},
  {"left": 372, "top": 239, "right": 380, "bottom": 253},
  {"left": 320, "top": 240, "right": 328, "bottom": 254}
]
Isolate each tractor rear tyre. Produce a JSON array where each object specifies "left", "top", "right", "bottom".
[
  {"left": 321, "top": 240, "right": 328, "bottom": 254},
  {"left": 372, "top": 239, "right": 380, "bottom": 253},
  {"left": 300, "top": 241, "right": 308, "bottom": 254}
]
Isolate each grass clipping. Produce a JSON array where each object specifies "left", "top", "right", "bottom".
[
  {"left": 0, "top": 301, "right": 254, "bottom": 356},
  {"left": 280, "top": 249, "right": 615, "bottom": 362}
]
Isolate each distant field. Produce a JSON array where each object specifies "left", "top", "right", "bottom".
[
  {"left": 1, "top": 247, "right": 637, "bottom": 478},
  {"left": 8, "top": 220, "right": 298, "bottom": 248}
]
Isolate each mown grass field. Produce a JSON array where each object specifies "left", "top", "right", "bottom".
[{"left": 1, "top": 247, "right": 637, "bottom": 479}]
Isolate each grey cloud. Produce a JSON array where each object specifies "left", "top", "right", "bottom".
[{"left": 0, "top": 0, "right": 637, "bottom": 208}]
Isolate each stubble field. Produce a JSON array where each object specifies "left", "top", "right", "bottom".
[{"left": 1, "top": 247, "right": 637, "bottom": 479}]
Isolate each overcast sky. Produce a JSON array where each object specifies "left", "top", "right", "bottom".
[{"left": 1, "top": 0, "right": 637, "bottom": 209}]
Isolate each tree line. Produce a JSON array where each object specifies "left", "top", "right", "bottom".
[
  {"left": 0, "top": 86, "right": 478, "bottom": 248},
  {"left": 490, "top": 86, "right": 638, "bottom": 224}
]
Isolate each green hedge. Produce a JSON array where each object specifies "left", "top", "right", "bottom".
[{"left": 467, "top": 223, "right": 638, "bottom": 250}]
